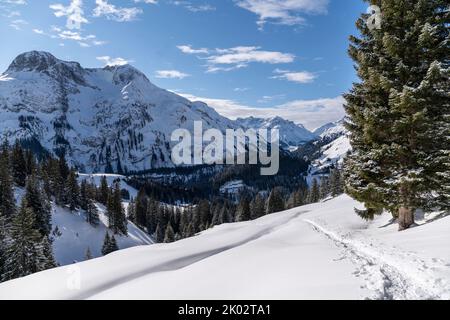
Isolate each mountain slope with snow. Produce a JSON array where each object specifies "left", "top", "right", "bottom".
[
  {"left": 0, "top": 51, "right": 236, "bottom": 173},
  {"left": 235, "top": 116, "right": 317, "bottom": 147},
  {"left": 1, "top": 195, "right": 448, "bottom": 300},
  {"left": 13, "top": 173, "right": 152, "bottom": 266}
]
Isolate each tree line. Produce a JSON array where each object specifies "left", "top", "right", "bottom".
[{"left": 127, "top": 168, "right": 345, "bottom": 243}]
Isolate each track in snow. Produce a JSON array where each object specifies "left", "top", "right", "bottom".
[{"left": 304, "top": 219, "right": 448, "bottom": 300}]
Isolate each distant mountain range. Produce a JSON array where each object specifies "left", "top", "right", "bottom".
[{"left": 0, "top": 51, "right": 345, "bottom": 173}]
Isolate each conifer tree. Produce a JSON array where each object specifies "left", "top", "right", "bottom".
[
  {"left": 307, "top": 179, "right": 320, "bottom": 204},
  {"left": 67, "top": 171, "right": 80, "bottom": 211},
  {"left": 25, "top": 149, "right": 36, "bottom": 176},
  {"left": 329, "top": 169, "right": 344, "bottom": 197},
  {"left": 101, "top": 232, "right": 111, "bottom": 256},
  {"left": 250, "top": 194, "right": 266, "bottom": 219},
  {"left": 109, "top": 235, "right": 119, "bottom": 253},
  {"left": 146, "top": 198, "right": 158, "bottom": 235},
  {"left": 85, "top": 247, "right": 93, "bottom": 260},
  {"left": 11, "top": 141, "right": 27, "bottom": 187},
  {"left": 79, "top": 179, "right": 88, "bottom": 211},
  {"left": 266, "top": 187, "right": 285, "bottom": 214},
  {"left": 164, "top": 224, "right": 175, "bottom": 243},
  {"left": 24, "top": 175, "right": 52, "bottom": 237},
  {"left": 2, "top": 200, "right": 45, "bottom": 281},
  {"left": 86, "top": 199, "right": 100, "bottom": 227},
  {"left": 98, "top": 176, "right": 109, "bottom": 205},
  {"left": 0, "top": 141, "right": 15, "bottom": 220},
  {"left": 55, "top": 155, "right": 69, "bottom": 204},
  {"left": 135, "top": 188, "right": 148, "bottom": 227},
  {"left": 40, "top": 236, "right": 57, "bottom": 270},
  {"left": 344, "top": 0, "right": 449, "bottom": 230},
  {"left": 319, "top": 176, "right": 331, "bottom": 199},
  {"left": 127, "top": 198, "right": 136, "bottom": 223},
  {"left": 110, "top": 182, "right": 127, "bottom": 236},
  {"left": 236, "top": 197, "right": 251, "bottom": 222},
  {"left": 155, "top": 223, "right": 165, "bottom": 243}
]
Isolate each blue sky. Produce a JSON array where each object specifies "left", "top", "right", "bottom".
[{"left": 0, "top": 0, "right": 367, "bottom": 130}]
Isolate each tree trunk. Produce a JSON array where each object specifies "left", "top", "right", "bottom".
[{"left": 398, "top": 207, "right": 414, "bottom": 231}]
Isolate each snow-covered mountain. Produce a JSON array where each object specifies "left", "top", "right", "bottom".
[
  {"left": 1, "top": 194, "right": 448, "bottom": 300},
  {"left": 314, "top": 119, "right": 347, "bottom": 140},
  {"left": 0, "top": 51, "right": 236, "bottom": 173},
  {"left": 235, "top": 116, "right": 317, "bottom": 147}
]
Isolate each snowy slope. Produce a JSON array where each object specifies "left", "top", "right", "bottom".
[
  {"left": 0, "top": 51, "right": 236, "bottom": 172},
  {"left": 235, "top": 116, "right": 317, "bottom": 147},
  {"left": 1, "top": 195, "right": 448, "bottom": 300},
  {"left": 52, "top": 204, "right": 153, "bottom": 266},
  {"left": 301, "top": 119, "right": 351, "bottom": 179},
  {"left": 13, "top": 173, "right": 153, "bottom": 266},
  {"left": 311, "top": 134, "right": 351, "bottom": 171}
]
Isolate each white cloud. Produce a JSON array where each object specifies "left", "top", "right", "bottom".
[
  {"left": 57, "top": 30, "right": 95, "bottom": 41},
  {"left": 177, "top": 45, "right": 209, "bottom": 55},
  {"left": 272, "top": 69, "right": 316, "bottom": 84},
  {"left": 155, "top": 70, "right": 190, "bottom": 79},
  {"left": 34, "top": 26, "right": 106, "bottom": 47},
  {"left": 257, "top": 94, "right": 285, "bottom": 103},
  {"left": 49, "top": 0, "right": 88, "bottom": 30},
  {"left": 172, "top": 1, "right": 215, "bottom": 12},
  {"left": 205, "top": 46, "right": 295, "bottom": 73},
  {"left": 134, "top": 0, "right": 157, "bottom": 3},
  {"left": 9, "top": 18, "right": 27, "bottom": 30},
  {"left": 32, "top": 28, "right": 45, "bottom": 34},
  {"left": 178, "top": 45, "right": 295, "bottom": 73},
  {"left": 234, "top": 87, "right": 250, "bottom": 92},
  {"left": 236, "top": 0, "right": 329, "bottom": 29},
  {"left": 4, "top": 10, "right": 21, "bottom": 18},
  {"left": 93, "top": 0, "right": 142, "bottom": 22},
  {"left": 96, "top": 56, "right": 132, "bottom": 66},
  {"left": 0, "top": 0, "right": 27, "bottom": 4},
  {"left": 174, "top": 91, "right": 345, "bottom": 130}
]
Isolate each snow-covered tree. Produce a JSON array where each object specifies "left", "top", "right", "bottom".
[
  {"left": 2, "top": 200, "right": 46, "bottom": 281},
  {"left": 344, "top": 0, "right": 449, "bottom": 230}
]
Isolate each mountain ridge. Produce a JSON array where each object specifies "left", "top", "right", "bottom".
[{"left": 1, "top": 51, "right": 331, "bottom": 173}]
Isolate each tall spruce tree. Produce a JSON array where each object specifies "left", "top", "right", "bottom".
[
  {"left": 67, "top": 171, "right": 80, "bottom": 211},
  {"left": 344, "top": 0, "right": 449, "bottom": 230},
  {"left": 250, "top": 194, "right": 266, "bottom": 219},
  {"left": 40, "top": 236, "right": 57, "bottom": 270},
  {"left": 266, "top": 187, "right": 285, "bottom": 214},
  {"left": 135, "top": 188, "right": 148, "bottom": 227},
  {"left": 108, "top": 182, "right": 127, "bottom": 236},
  {"left": 101, "top": 232, "right": 111, "bottom": 256},
  {"left": 307, "top": 179, "right": 320, "bottom": 204},
  {"left": 236, "top": 197, "right": 251, "bottom": 222},
  {"left": 98, "top": 176, "right": 109, "bottom": 205},
  {"left": 2, "top": 200, "right": 46, "bottom": 281},
  {"left": 163, "top": 224, "right": 175, "bottom": 243},
  {"left": 0, "top": 140, "right": 15, "bottom": 221},
  {"left": 11, "top": 141, "right": 27, "bottom": 188},
  {"left": 24, "top": 175, "right": 52, "bottom": 237}
]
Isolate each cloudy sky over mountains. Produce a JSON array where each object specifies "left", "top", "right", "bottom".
[{"left": 0, "top": 0, "right": 367, "bottom": 129}]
